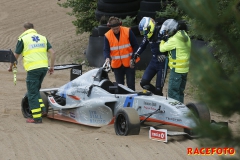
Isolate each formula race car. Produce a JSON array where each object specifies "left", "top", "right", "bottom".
[{"left": 21, "top": 63, "right": 211, "bottom": 137}]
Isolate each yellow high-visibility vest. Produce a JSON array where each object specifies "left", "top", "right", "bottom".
[
  {"left": 160, "top": 30, "right": 191, "bottom": 73},
  {"left": 20, "top": 29, "right": 48, "bottom": 71}
]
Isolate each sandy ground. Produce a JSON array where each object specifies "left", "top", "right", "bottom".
[{"left": 0, "top": 0, "right": 239, "bottom": 160}]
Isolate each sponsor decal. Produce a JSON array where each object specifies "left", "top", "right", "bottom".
[
  {"left": 175, "top": 105, "right": 186, "bottom": 109},
  {"left": 123, "top": 94, "right": 137, "bottom": 107},
  {"left": 169, "top": 101, "right": 182, "bottom": 106},
  {"left": 144, "top": 101, "right": 156, "bottom": 106},
  {"left": 166, "top": 117, "right": 182, "bottom": 122},
  {"left": 149, "top": 127, "right": 167, "bottom": 142},
  {"left": 144, "top": 101, "right": 151, "bottom": 106},
  {"left": 50, "top": 97, "right": 56, "bottom": 103},
  {"left": 144, "top": 106, "right": 157, "bottom": 111},
  {"left": 72, "top": 69, "right": 82, "bottom": 75},
  {"left": 187, "top": 147, "right": 235, "bottom": 156},
  {"left": 77, "top": 88, "right": 88, "bottom": 94},
  {"left": 69, "top": 112, "right": 75, "bottom": 118},
  {"left": 89, "top": 110, "right": 106, "bottom": 124}
]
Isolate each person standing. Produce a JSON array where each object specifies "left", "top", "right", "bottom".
[
  {"left": 131, "top": 17, "right": 167, "bottom": 96},
  {"left": 8, "top": 22, "right": 55, "bottom": 123},
  {"left": 159, "top": 19, "right": 191, "bottom": 103},
  {"left": 103, "top": 16, "right": 139, "bottom": 91}
]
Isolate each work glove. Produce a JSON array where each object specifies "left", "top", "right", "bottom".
[
  {"left": 130, "top": 53, "right": 140, "bottom": 68},
  {"left": 157, "top": 55, "right": 166, "bottom": 62},
  {"left": 130, "top": 58, "right": 135, "bottom": 68},
  {"left": 162, "top": 35, "right": 168, "bottom": 42},
  {"left": 160, "top": 30, "right": 166, "bottom": 35}
]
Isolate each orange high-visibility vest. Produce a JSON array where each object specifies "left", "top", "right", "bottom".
[{"left": 105, "top": 27, "right": 134, "bottom": 68}]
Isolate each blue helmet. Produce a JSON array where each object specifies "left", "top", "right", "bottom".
[{"left": 139, "top": 17, "right": 156, "bottom": 39}]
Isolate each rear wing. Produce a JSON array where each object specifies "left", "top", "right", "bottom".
[
  {"left": 0, "top": 49, "right": 17, "bottom": 63},
  {"left": 52, "top": 64, "right": 83, "bottom": 81}
]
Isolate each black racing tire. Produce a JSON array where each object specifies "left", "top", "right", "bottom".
[
  {"left": 21, "top": 92, "right": 49, "bottom": 118},
  {"left": 97, "top": 0, "right": 141, "bottom": 13},
  {"left": 137, "top": 10, "right": 157, "bottom": 22},
  {"left": 186, "top": 103, "right": 211, "bottom": 122},
  {"left": 140, "top": 1, "right": 162, "bottom": 12},
  {"left": 40, "top": 91, "right": 49, "bottom": 114},
  {"left": 86, "top": 36, "right": 105, "bottom": 67},
  {"left": 95, "top": 9, "right": 138, "bottom": 22},
  {"left": 98, "top": 25, "right": 110, "bottom": 36},
  {"left": 114, "top": 107, "right": 140, "bottom": 136},
  {"left": 144, "top": 0, "right": 173, "bottom": 2},
  {"left": 102, "top": 0, "right": 136, "bottom": 3},
  {"left": 91, "top": 27, "right": 99, "bottom": 37},
  {"left": 184, "top": 103, "right": 211, "bottom": 137},
  {"left": 21, "top": 93, "right": 32, "bottom": 118},
  {"left": 130, "top": 25, "right": 140, "bottom": 36},
  {"left": 144, "top": 0, "right": 162, "bottom": 1},
  {"left": 155, "top": 17, "right": 168, "bottom": 26}
]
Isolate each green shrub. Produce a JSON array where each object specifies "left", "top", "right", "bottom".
[{"left": 58, "top": 0, "right": 98, "bottom": 34}]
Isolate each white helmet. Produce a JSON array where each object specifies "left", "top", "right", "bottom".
[
  {"left": 102, "top": 61, "right": 111, "bottom": 72},
  {"left": 160, "top": 19, "right": 178, "bottom": 37}
]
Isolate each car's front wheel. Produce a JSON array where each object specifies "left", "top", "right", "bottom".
[
  {"left": 184, "top": 102, "right": 211, "bottom": 137},
  {"left": 114, "top": 107, "right": 140, "bottom": 136}
]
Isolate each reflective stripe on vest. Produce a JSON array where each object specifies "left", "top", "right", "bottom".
[
  {"left": 105, "top": 27, "right": 133, "bottom": 68},
  {"left": 111, "top": 52, "right": 133, "bottom": 60},
  {"left": 20, "top": 29, "right": 48, "bottom": 71},
  {"left": 169, "top": 57, "right": 189, "bottom": 69},
  {"left": 110, "top": 44, "right": 131, "bottom": 51}
]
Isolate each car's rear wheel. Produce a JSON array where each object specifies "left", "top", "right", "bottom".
[
  {"left": 21, "top": 91, "right": 49, "bottom": 118},
  {"left": 40, "top": 91, "right": 49, "bottom": 115},
  {"left": 21, "top": 93, "right": 32, "bottom": 118},
  {"left": 114, "top": 107, "right": 140, "bottom": 136},
  {"left": 184, "top": 103, "right": 211, "bottom": 137}
]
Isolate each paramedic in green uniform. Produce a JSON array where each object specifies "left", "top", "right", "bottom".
[
  {"left": 9, "top": 22, "right": 55, "bottom": 123},
  {"left": 159, "top": 19, "right": 191, "bottom": 103}
]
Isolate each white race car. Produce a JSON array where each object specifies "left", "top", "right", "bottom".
[{"left": 21, "top": 63, "right": 211, "bottom": 137}]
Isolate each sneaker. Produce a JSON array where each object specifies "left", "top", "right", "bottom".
[
  {"left": 42, "top": 112, "right": 47, "bottom": 117},
  {"left": 26, "top": 118, "right": 42, "bottom": 124}
]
